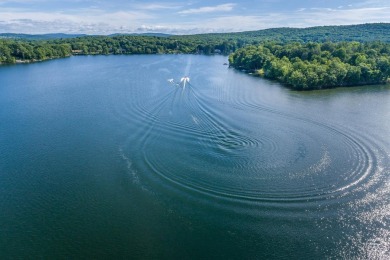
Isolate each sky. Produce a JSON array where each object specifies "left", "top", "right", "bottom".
[{"left": 0, "top": 0, "right": 390, "bottom": 35}]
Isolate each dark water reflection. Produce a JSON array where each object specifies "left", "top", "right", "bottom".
[{"left": 0, "top": 55, "right": 389, "bottom": 258}]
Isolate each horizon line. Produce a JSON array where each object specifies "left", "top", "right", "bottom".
[{"left": 1, "top": 22, "right": 389, "bottom": 37}]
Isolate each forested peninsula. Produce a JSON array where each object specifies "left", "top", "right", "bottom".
[
  {"left": 229, "top": 42, "right": 390, "bottom": 89},
  {"left": 1, "top": 23, "right": 390, "bottom": 89}
]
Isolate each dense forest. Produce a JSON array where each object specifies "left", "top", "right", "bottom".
[
  {"left": 1, "top": 23, "right": 390, "bottom": 64},
  {"left": 0, "top": 34, "right": 240, "bottom": 64},
  {"left": 229, "top": 42, "right": 390, "bottom": 89},
  {"left": 0, "top": 40, "right": 72, "bottom": 64}
]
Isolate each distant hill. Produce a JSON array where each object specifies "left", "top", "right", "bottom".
[
  {"left": 0, "top": 32, "right": 171, "bottom": 40},
  {"left": 109, "top": 33, "right": 171, "bottom": 37},
  {"left": 1, "top": 23, "right": 389, "bottom": 42},
  {"left": 0, "top": 33, "right": 86, "bottom": 40},
  {"left": 175, "top": 23, "right": 390, "bottom": 43}
]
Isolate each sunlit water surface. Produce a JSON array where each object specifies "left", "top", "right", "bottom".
[{"left": 0, "top": 55, "right": 389, "bottom": 258}]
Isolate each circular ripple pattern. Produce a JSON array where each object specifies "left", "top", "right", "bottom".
[
  {"left": 109, "top": 54, "right": 384, "bottom": 211},
  {"left": 115, "top": 68, "right": 378, "bottom": 205},
  {"left": 141, "top": 110, "right": 376, "bottom": 203}
]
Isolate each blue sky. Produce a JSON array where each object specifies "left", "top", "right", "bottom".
[{"left": 0, "top": 0, "right": 389, "bottom": 34}]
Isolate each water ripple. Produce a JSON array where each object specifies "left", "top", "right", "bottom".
[{"left": 116, "top": 72, "right": 381, "bottom": 207}]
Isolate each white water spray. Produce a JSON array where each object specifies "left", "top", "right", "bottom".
[
  {"left": 167, "top": 56, "right": 192, "bottom": 89},
  {"left": 180, "top": 76, "right": 190, "bottom": 89}
]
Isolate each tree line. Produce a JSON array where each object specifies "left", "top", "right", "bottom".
[
  {"left": 0, "top": 35, "right": 241, "bottom": 64},
  {"left": 0, "top": 40, "right": 72, "bottom": 64},
  {"left": 1, "top": 23, "right": 390, "bottom": 65},
  {"left": 229, "top": 41, "right": 390, "bottom": 89}
]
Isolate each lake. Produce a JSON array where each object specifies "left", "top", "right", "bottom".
[{"left": 0, "top": 55, "right": 389, "bottom": 258}]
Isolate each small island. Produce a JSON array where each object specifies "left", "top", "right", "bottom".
[{"left": 229, "top": 41, "right": 390, "bottom": 90}]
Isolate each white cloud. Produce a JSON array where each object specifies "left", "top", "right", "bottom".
[
  {"left": 0, "top": 9, "right": 153, "bottom": 34},
  {"left": 293, "top": 7, "right": 390, "bottom": 27},
  {"left": 164, "top": 6, "right": 390, "bottom": 34},
  {"left": 0, "top": 9, "right": 152, "bottom": 23},
  {"left": 156, "top": 7, "right": 390, "bottom": 34},
  {"left": 357, "top": 0, "right": 389, "bottom": 7},
  {"left": 0, "top": 4, "right": 389, "bottom": 34},
  {"left": 178, "top": 3, "right": 236, "bottom": 14},
  {"left": 133, "top": 2, "right": 183, "bottom": 10}
]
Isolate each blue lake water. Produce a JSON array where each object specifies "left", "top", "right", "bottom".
[{"left": 0, "top": 55, "right": 389, "bottom": 258}]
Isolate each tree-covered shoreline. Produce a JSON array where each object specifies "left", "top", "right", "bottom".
[
  {"left": 229, "top": 42, "right": 390, "bottom": 90},
  {"left": 1, "top": 23, "right": 390, "bottom": 89},
  {"left": 1, "top": 23, "right": 390, "bottom": 65}
]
